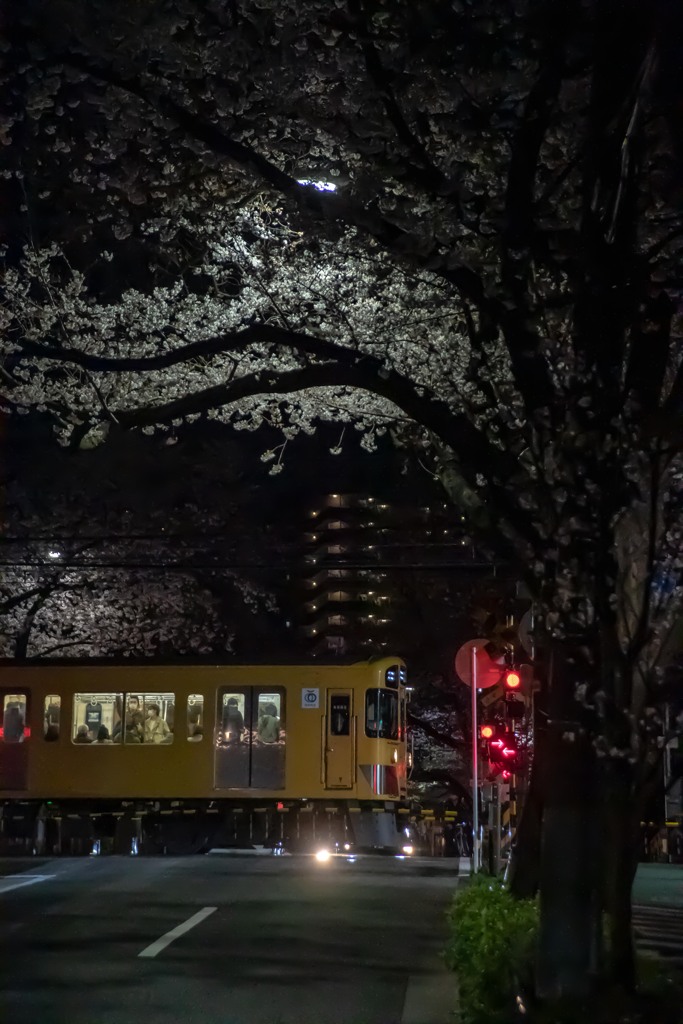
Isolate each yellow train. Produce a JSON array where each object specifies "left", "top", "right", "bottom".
[{"left": 0, "top": 657, "right": 411, "bottom": 854}]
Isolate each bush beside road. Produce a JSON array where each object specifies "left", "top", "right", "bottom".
[{"left": 445, "top": 867, "right": 683, "bottom": 1024}]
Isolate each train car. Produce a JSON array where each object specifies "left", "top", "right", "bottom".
[{"left": 0, "top": 656, "right": 411, "bottom": 855}]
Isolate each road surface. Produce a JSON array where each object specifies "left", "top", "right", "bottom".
[{"left": 0, "top": 853, "right": 461, "bottom": 1024}]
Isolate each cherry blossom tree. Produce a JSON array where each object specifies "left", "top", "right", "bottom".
[
  {"left": 3, "top": 0, "right": 683, "bottom": 1001},
  {"left": 0, "top": 430, "right": 278, "bottom": 658},
  {"left": 0, "top": 566, "right": 234, "bottom": 659}
]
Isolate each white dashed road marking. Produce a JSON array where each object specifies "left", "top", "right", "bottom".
[
  {"left": 0, "top": 874, "right": 56, "bottom": 896},
  {"left": 138, "top": 906, "right": 217, "bottom": 959}
]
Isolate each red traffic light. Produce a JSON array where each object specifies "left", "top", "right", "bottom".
[
  {"left": 480, "top": 724, "right": 494, "bottom": 740},
  {"left": 504, "top": 670, "right": 521, "bottom": 689}
]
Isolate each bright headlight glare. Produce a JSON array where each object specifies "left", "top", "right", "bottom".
[
  {"left": 401, "top": 844, "right": 414, "bottom": 856},
  {"left": 315, "top": 848, "right": 331, "bottom": 862}
]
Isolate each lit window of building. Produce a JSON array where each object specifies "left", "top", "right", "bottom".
[{"left": 294, "top": 487, "right": 474, "bottom": 656}]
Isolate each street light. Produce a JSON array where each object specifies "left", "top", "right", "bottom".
[{"left": 297, "top": 179, "right": 337, "bottom": 192}]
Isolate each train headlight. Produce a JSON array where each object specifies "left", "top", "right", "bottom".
[{"left": 315, "top": 848, "right": 331, "bottom": 863}]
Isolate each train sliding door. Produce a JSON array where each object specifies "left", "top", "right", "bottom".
[
  {"left": 0, "top": 692, "right": 29, "bottom": 791},
  {"left": 214, "top": 686, "right": 286, "bottom": 790},
  {"left": 324, "top": 689, "right": 354, "bottom": 789},
  {"left": 214, "top": 688, "right": 251, "bottom": 789}
]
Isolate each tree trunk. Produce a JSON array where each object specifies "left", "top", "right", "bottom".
[
  {"left": 507, "top": 689, "right": 546, "bottom": 899},
  {"left": 602, "top": 762, "right": 639, "bottom": 990},
  {"left": 535, "top": 646, "right": 602, "bottom": 1000}
]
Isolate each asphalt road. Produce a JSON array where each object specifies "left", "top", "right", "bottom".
[{"left": 0, "top": 854, "right": 461, "bottom": 1024}]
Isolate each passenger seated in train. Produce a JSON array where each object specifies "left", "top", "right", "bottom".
[
  {"left": 188, "top": 724, "right": 203, "bottom": 743},
  {"left": 95, "top": 725, "right": 112, "bottom": 744},
  {"left": 124, "top": 713, "right": 144, "bottom": 743},
  {"left": 74, "top": 725, "right": 92, "bottom": 744}
]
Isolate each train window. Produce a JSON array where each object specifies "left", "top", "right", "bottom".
[
  {"left": 44, "top": 695, "right": 61, "bottom": 741},
  {"left": 125, "top": 693, "right": 175, "bottom": 744},
  {"left": 219, "top": 692, "right": 247, "bottom": 744},
  {"left": 187, "top": 694, "right": 204, "bottom": 742},
  {"left": 384, "top": 665, "right": 399, "bottom": 689},
  {"left": 330, "top": 695, "right": 350, "bottom": 736},
  {"left": 72, "top": 693, "right": 123, "bottom": 744},
  {"left": 2, "top": 693, "right": 28, "bottom": 743},
  {"left": 365, "top": 689, "right": 399, "bottom": 740}
]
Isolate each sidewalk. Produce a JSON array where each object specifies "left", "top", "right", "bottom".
[{"left": 633, "top": 863, "right": 683, "bottom": 908}]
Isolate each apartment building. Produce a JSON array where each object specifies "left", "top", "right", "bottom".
[{"left": 296, "top": 491, "right": 475, "bottom": 656}]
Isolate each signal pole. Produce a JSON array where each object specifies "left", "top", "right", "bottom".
[
  {"left": 455, "top": 638, "right": 503, "bottom": 874},
  {"left": 471, "top": 644, "right": 479, "bottom": 874}
]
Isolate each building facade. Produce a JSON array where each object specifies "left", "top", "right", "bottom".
[{"left": 296, "top": 491, "right": 476, "bottom": 657}]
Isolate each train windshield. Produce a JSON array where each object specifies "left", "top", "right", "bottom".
[{"left": 365, "top": 689, "right": 399, "bottom": 740}]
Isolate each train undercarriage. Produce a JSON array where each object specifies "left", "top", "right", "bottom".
[{"left": 0, "top": 799, "right": 415, "bottom": 857}]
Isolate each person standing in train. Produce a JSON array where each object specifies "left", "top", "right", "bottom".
[
  {"left": 144, "top": 703, "right": 170, "bottom": 745},
  {"left": 257, "top": 703, "right": 280, "bottom": 744}
]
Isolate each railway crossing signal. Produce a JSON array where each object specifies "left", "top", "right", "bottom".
[
  {"left": 481, "top": 723, "right": 523, "bottom": 773},
  {"left": 503, "top": 669, "right": 521, "bottom": 690}
]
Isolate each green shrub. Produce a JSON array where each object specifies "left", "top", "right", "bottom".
[{"left": 444, "top": 875, "right": 538, "bottom": 1024}]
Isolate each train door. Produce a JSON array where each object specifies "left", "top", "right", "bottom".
[
  {"left": 0, "top": 691, "right": 29, "bottom": 791},
  {"left": 324, "top": 690, "right": 354, "bottom": 789},
  {"left": 214, "top": 688, "right": 251, "bottom": 790},
  {"left": 213, "top": 687, "right": 287, "bottom": 790}
]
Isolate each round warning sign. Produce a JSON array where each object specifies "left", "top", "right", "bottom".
[{"left": 454, "top": 639, "right": 504, "bottom": 689}]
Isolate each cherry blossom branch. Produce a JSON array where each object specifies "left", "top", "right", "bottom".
[
  {"left": 34, "top": 43, "right": 490, "bottom": 307},
  {"left": 17, "top": 323, "right": 411, "bottom": 372},
  {"left": 108, "top": 359, "right": 542, "bottom": 553}
]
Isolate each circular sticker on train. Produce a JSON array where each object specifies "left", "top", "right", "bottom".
[{"left": 301, "top": 688, "right": 320, "bottom": 708}]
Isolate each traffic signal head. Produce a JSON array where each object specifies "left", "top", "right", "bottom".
[
  {"left": 504, "top": 669, "right": 521, "bottom": 690},
  {"left": 486, "top": 726, "right": 517, "bottom": 761},
  {"left": 480, "top": 724, "right": 494, "bottom": 740}
]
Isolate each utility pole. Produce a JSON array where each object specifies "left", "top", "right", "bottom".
[{"left": 471, "top": 643, "right": 479, "bottom": 874}]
